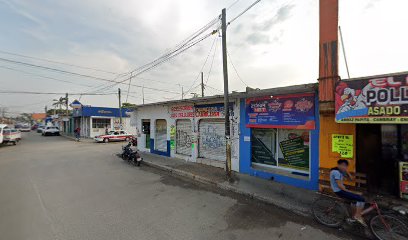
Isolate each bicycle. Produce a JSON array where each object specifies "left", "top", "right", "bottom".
[{"left": 312, "top": 194, "right": 408, "bottom": 240}]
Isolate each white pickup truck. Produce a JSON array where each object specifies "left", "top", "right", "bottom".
[{"left": 0, "top": 124, "right": 21, "bottom": 145}]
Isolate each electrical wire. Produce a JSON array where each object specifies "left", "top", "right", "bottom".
[
  {"left": 227, "top": 51, "right": 249, "bottom": 87},
  {"left": 0, "top": 65, "right": 94, "bottom": 87},
  {"left": 204, "top": 37, "right": 220, "bottom": 85},
  {"left": 181, "top": 33, "right": 219, "bottom": 99},
  {"left": 227, "top": 0, "right": 241, "bottom": 10},
  {"left": 0, "top": 50, "right": 118, "bottom": 75},
  {"left": 96, "top": 29, "right": 220, "bottom": 94},
  {"left": 0, "top": 90, "right": 117, "bottom": 95},
  {"left": 0, "top": 57, "right": 179, "bottom": 94},
  {"left": 204, "top": 84, "right": 223, "bottom": 93},
  {"left": 228, "top": 0, "right": 262, "bottom": 25}
]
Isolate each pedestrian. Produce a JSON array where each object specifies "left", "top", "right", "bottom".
[
  {"left": 330, "top": 159, "right": 366, "bottom": 226},
  {"left": 105, "top": 126, "right": 109, "bottom": 135},
  {"left": 74, "top": 127, "right": 81, "bottom": 141}
]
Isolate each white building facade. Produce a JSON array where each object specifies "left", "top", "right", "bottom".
[{"left": 132, "top": 97, "right": 240, "bottom": 171}]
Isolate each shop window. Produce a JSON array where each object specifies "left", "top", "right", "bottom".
[
  {"left": 251, "top": 128, "right": 310, "bottom": 173},
  {"left": 92, "top": 118, "right": 110, "bottom": 129}
]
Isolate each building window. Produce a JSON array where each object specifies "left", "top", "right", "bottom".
[
  {"left": 92, "top": 118, "right": 110, "bottom": 129},
  {"left": 251, "top": 128, "right": 310, "bottom": 173}
]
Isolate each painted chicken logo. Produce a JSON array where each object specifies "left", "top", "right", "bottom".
[{"left": 295, "top": 98, "right": 313, "bottom": 112}]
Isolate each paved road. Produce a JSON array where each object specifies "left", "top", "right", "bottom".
[{"left": 0, "top": 132, "right": 360, "bottom": 240}]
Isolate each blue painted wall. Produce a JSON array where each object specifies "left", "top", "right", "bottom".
[
  {"left": 239, "top": 95, "right": 320, "bottom": 190},
  {"left": 150, "top": 139, "right": 171, "bottom": 157},
  {"left": 73, "top": 106, "right": 131, "bottom": 117}
]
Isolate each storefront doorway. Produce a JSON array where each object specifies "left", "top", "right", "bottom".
[{"left": 356, "top": 124, "right": 407, "bottom": 196}]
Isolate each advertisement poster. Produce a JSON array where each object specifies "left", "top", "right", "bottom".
[
  {"left": 246, "top": 93, "right": 315, "bottom": 129},
  {"left": 170, "top": 105, "right": 194, "bottom": 118},
  {"left": 400, "top": 162, "right": 408, "bottom": 199},
  {"left": 279, "top": 137, "right": 308, "bottom": 170},
  {"left": 332, "top": 134, "right": 353, "bottom": 158},
  {"left": 336, "top": 74, "right": 408, "bottom": 123},
  {"left": 195, "top": 103, "right": 233, "bottom": 118}
]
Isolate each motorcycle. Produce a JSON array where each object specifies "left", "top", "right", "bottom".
[
  {"left": 129, "top": 149, "right": 143, "bottom": 166},
  {"left": 121, "top": 139, "right": 143, "bottom": 166},
  {"left": 121, "top": 142, "right": 132, "bottom": 161}
]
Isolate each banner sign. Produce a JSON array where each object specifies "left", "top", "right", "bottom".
[
  {"left": 332, "top": 134, "right": 353, "bottom": 158},
  {"left": 336, "top": 74, "right": 408, "bottom": 123},
  {"left": 170, "top": 104, "right": 233, "bottom": 118},
  {"left": 279, "top": 137, "right": 309, "bottom": 170},
  {"left": 195, "top": 103, "right": 233, "bottom": 118},
  {"left": 170, "top": 105, "right": 194, "bottom": 118},
  {"left": 246, "top": 93, "right": 315, "bottom": 129}
]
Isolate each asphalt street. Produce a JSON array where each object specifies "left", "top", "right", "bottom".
[{"left": 0, "top": 132, "right": 360, "bottom": 240}]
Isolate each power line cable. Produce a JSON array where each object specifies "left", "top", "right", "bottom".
[
  {"left": 226, "top": 50, "right": 249, "bottom": 87},
  {"left": 204, "top": 84, "right": 223, "bottom": 93},
  {"left": 0, "top": 65, "right": 94, "bottom": 87},
  {"left": 96, "top": 30, "right": 220, "bottom": 94},
  {"left": 0, "top": 50, "right": 119, "bottom": 75},
  {"left": 181, "top": 33, "right": 219, "bottom": 99},
  {"left": 0, "top": 57, "right": 179, "bottom": 94},
  {"left": 0, "top": 90, "right": 117, "bottom": 95},
  {"left": 227, "top": 0, "right": 241, "bottom": 9},
  {"left": 228, "top": 0, "right": 262, "bottom": 25},
  {"left": 205, "top": 37, "right": 220, "bottom": 85}
]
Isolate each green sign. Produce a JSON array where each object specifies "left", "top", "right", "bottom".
[
  {"left": 279, "top": 137, "right": 309, "bottom": 171},
  {"left": 170, "top": 125, "right": 176, "bottom": 139},
  {"left": 170, "top": 140, "right": 175, "bottom": 150},
  {"left": 332, "top": 134, "right": 353, "bottom": 158}
]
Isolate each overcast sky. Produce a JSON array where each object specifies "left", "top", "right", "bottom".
[{"left": 1, "top": 0, "right": 408, "bottom": 114}]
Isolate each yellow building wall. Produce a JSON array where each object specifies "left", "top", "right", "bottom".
[{"left": 319, "top": 113, "right": 356, "bottom": 172}]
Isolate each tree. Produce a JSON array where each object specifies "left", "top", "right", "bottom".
[{"left": 122, "top": 102, "right": 137, "bottom": 109}]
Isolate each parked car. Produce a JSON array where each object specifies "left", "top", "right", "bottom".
[
  {"left": 31, "top": 124, "right": 39, "bottom": 130},
  {"left": 2, "top": 128, "right": 21, "bottom": 145},
  {"left": 20, "top": 125, "right": 31, "bottom": 132},
  {"left": 42, "top": 126, "right": 60, "bottom": 136},
  {"left": 94, "top": 130, "right": 134, "bottom": 143},
  {"left": 0, "top": 124, "right": 9, "bottom": 144},
  {"left": 37, "top": 125, "right": 45, "bottom": 133}
]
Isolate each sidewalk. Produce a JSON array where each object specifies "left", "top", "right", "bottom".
[{"left": 140, "top": 152, "right": 317, "bottom": 217}]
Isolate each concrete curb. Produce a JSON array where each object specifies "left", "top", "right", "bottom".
[{"left": 142, "top": 159, "right": 311, "bottom": 217}]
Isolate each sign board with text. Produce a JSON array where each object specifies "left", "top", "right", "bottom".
[
  {"left": 246, "top": 93, "right": 315, "bottom": 129},
  {"left": 332, "top": 134, "right": 353, "bottom": 158},
  {"left": 336, "top": 74, "right": 408, "bottom": 123}
]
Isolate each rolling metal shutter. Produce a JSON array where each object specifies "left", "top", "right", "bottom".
[
  {"left": 199, "top": 120, "right": 225, "bottom": 161},
  {"left": 176, "top": 120, "right": 192, "bottom": 156},
  {"left": 155, "top": 119, "right": 167, "bottom": 152}
]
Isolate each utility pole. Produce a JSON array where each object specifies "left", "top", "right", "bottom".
[
  {"left": 126, "top": 72, "right": 133, "bottom": 103},
  {"left": 338, "top": 26, "right": 350, "bottom": 79},
  {"left": 142, "top": 85, "right": 145, "bottom": 105},
  {"left": 45, "top": 105, "right": 47, "bottom": 115},
  {"left": 118, "top": 88, "right": 122, "bottom": 126},
  {"left": 182, "top": 86, "right": 184, "bottom": 100},
  {"left": 65, "top": 93, "right": 69, "bottom": 133},
  {"left": 201, "top": 72, "right": 204, "bottom": 97},
  {"left": 65, "top": 93, "right": 69, "bottom": 117},
  {"left": 221, "top": 8, "right": 232, "bottom": 178}
]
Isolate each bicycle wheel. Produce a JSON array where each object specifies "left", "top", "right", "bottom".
[
  {"left": 312, "top": 197, "right": 346, "bottom": 227},
  {"left": 370, "top": 214, "right": 408, "bottom": 240}
]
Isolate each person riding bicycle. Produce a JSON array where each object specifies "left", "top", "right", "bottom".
[{"left": 330, "top": 159, "right": 366, "bottom": 226}]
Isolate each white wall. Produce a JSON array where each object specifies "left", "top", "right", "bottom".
[
  {"left": 133, "top": 99, "right": 240, "bottom": 172},
  {"left": 134, "top": 105, "right": 173, "bottom": 152}
]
